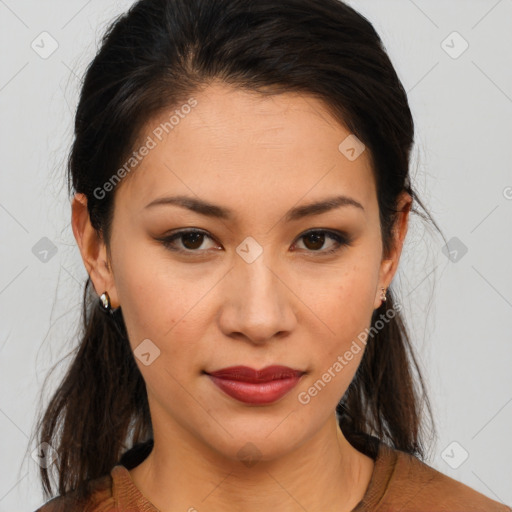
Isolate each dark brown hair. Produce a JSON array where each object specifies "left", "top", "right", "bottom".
[{"left": 32, "top": 0, "right": 446, "bottom": 503}]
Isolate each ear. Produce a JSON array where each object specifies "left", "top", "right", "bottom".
[
  {"left": 374, "top": 191, "right": 412, "bottom": 309},
  {"left": 71, "top": 193, "right": 120, "bottom": 309}
]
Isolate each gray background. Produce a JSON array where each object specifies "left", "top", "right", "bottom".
[{"left": 0, "top": 0, "right": 511, "bottom": 510}]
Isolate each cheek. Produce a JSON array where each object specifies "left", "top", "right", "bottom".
[
  {"left": 317, "top": 267, "right": 376, "bottom": 330},
  {"left": 307, "top": 267, "right": 376, "bottom": 383},
  {"left": 114, "top": 253, "right": 215, "bottom": 373}
]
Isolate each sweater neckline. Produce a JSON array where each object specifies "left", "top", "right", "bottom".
[{"left": 110, "top": 440, "right": 397, "bottom": 511}]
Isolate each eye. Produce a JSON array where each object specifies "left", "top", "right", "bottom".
[
  {"left": 158, "top": 229, "right": 219, "bottom": 253},
  {"left": 292, "top": 229, "right": 351, "bottom": 255}
]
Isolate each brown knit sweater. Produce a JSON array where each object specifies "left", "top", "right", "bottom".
[{"left": 34, "top": 440, "right": 511, "bottom": 511}]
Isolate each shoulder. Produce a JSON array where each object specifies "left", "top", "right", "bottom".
[
  {"left": 380, "top": 443, "right": 511, "bottom": 511},
  {"left": 33, "top": 472, "right": 115, "bottom": 512}
]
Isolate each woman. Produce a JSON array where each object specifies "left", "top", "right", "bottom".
[{"left": 33, "top": 0, "right": 510, "bottom": 510}]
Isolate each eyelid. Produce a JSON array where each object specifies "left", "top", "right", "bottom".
[
  {"left": 293, "top": 229, "right": 350, "bottom": 252},
  {"left": 159, "top": 228, "right": 219, "bottom": 250}
]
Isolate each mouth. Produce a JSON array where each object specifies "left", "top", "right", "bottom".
[{"left": 204, "top": 365, "right": 306, "bottom": 405}]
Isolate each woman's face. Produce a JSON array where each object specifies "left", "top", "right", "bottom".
[{"left": 99, "top": 82, "right": 408, "bottom": 463}]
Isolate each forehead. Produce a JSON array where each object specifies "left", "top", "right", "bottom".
[{"left": 114, "top": 82, "right": 377, "bottom": 218}]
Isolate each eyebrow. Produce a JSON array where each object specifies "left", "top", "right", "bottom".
[{"left": 144, "top": 194, "right": 364, "bottom": 222}]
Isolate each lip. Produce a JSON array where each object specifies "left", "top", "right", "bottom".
[{"left": 205, "top": 365, "right": 305, "bottom": 405}]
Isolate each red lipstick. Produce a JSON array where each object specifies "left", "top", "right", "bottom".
[{"left": 206, "top": 365, "right": 305, "bottom": 405}]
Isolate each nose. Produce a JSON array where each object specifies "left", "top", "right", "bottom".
[{"left": 217, "top": 254, "right": 297, "bottom": 346}]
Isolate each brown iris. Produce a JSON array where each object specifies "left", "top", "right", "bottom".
[{"left": 302, "top": 232, "right": 326, "bottom": 251}]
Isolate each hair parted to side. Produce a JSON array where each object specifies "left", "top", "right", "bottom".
[{"left": 32, "top": 0, "right": 445, "bottom": 502}]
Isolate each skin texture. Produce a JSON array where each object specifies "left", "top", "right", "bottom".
[{"left": 72, "top": 82, "right": 411, "bottom": 512}]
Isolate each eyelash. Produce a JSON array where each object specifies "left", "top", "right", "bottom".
[{"left": 157, "top": 228, "right": 352, "bottom": 257}]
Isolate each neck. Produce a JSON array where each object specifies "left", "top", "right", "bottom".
[{"left": 128, "top": 414, "right": 375, "bottom": 512}]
